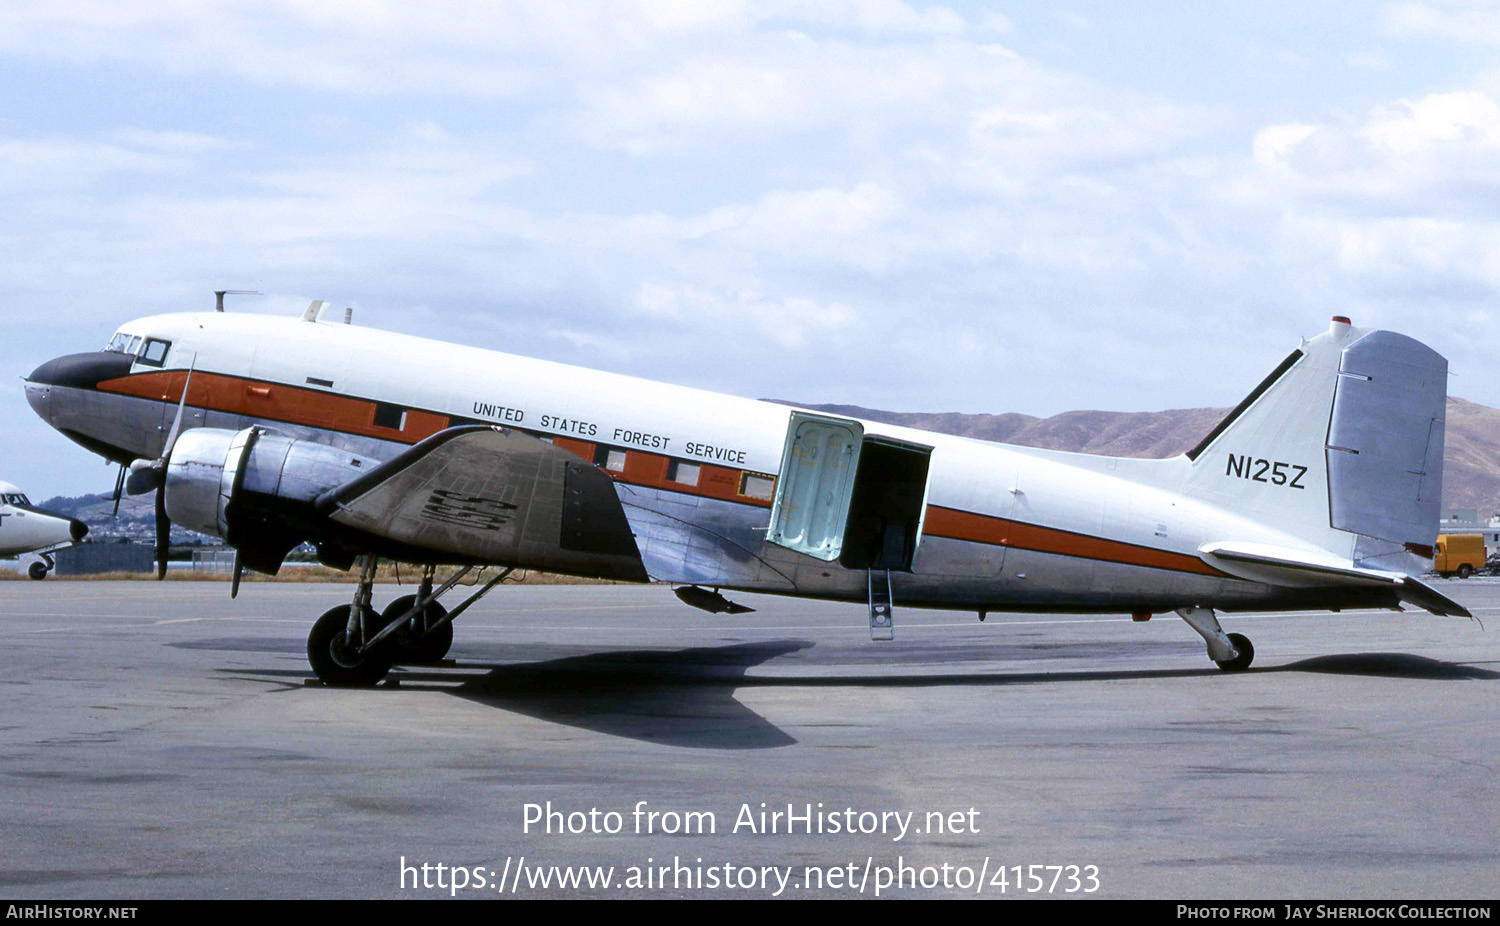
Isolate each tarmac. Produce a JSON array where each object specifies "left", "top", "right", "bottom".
[{"left": 0, "top": 578, "right": 1497, "bottom": 899}]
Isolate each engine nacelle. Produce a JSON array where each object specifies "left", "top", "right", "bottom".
[{"left": 164, "top": 427, "right": 378, "bottom": 569}]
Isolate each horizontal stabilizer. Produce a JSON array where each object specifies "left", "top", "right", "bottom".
[
  {"left": 1200, "top": 541, "right": 1471, "bottom": 618},
  {"left": 1392, "top": 575, "right": 1471, "bottom": 618}
]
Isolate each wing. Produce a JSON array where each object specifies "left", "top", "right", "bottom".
[{"left": 318, "top": 426, "right": 648, "bottom": 580}]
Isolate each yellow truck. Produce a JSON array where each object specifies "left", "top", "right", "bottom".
[{"left": 1434, "top": 533, "right": 1487, "bottom": 578}]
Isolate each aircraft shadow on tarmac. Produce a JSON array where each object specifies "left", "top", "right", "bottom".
[
  {"left": 221, "top": 642, "right": 1496, "bottom": 750},
  {"left": 1271, "top": 652, "right": 1500, "bottom": 680},
  {"left": 439, "top": 640, "right": 811, "bottom": 750}
]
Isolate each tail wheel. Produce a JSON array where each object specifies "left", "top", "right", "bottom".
[
  {"left": 307, "top": 604, "right": 395, "bottom": 687},
  {"left": 1214, "top": 632, "right": 1255, "bottom": 672},
  {"left": 1457, "top": 564, "right": 1474, "bottom": 579},
  {"left": 381, "top": 595, "right": 454, "bottom": 663},
  {"left": 27, "top": 562, "right": 48, "bottom": 580}
]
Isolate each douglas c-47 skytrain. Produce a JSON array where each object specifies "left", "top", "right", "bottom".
[{"left": 23, "top": 302, "right": 1467, "bottom": 685}]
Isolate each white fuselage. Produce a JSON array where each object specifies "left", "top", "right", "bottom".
[{"left": 21, "top": 312, "right": 1400, "bottom": 613}]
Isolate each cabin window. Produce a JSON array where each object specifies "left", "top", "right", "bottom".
[
  {"left": 594, "top": 446, "right": 626, "bottom": 472},
  {"left": 372, "top": 402, "right": 407, "bottom": 430},
  {"left": 137, "top": 338, "right": 171, "bottom": 368},
  {"left": 739, "top": 472, "right": 775, "bottom": 500},
  {"left": 667, "top": 461, "right": 700, "bottom": 486}
]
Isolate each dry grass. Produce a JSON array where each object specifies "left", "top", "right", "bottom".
[{"left": 0, "top": 564, "right": 624, "bottom": 584}]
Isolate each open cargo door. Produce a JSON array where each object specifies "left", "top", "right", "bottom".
[
  {"left": 766, "top": 413, "right": 933, "bottom": 571},
  {"left": 766, "top": 412, "right": 864, "bottom": 561}
]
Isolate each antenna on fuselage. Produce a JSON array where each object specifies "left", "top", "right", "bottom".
[{"left": 213, "top": 290, "right": 261, "bottom": 312}]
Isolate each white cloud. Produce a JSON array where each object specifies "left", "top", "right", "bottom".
[
  {"left": 1383, "top": 1, "right": 1500, "bottom": 45},
  {"left": 632, "top": 281, "right": 856, "bottom": 348},
  {"left": 0, "top": 1, "right": 982, "bottom": 99},
  {"left": 110, "top": 130, "right": 235, "bottom": 156},
  {"left": 10, "top": 1, "right": 1500, "bottom": 500},
  {"left": 0, "top": 136, "right": 190, "bottom": 193},
  {"left": 1244, "top": 91, "right": 1500, "bottom": 217}
]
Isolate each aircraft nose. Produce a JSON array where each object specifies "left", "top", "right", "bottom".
[
  {"left": 26, "top": 351, "right": 134, "bottom": 389},
  {"left": 23, "top": 380, "right": 51, "bottom": 422}
]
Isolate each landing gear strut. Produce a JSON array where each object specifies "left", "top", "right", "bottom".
[
  {"left": 305, "top": 557, "right": 513, "bottom": 687},
  {"left": 1176, "top": 606, "right": 1254, "bottom": 672},
  {"left": 380, "top": 565, "right": 453, "bottom": 664},
  {"left": 307, "top": 556, "right": 393, "bottom": 687}
]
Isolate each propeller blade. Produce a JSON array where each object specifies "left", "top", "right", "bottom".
[
  {"left": 161, "top": 355, "right": 197, "bottom": 460},
  {"left": 155, "top": 489, "right": 169, "bottom": 581},
  {"left": 230, "top": 550, "right": 243, "bottom": 599},
  {"left": 128, "top": 355, "right": 197, "bottom": 498},
  {"left": 111, "top": 464, "right": 125, "bottom": 517}
]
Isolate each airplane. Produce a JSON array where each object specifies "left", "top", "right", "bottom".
[
  {"left": 0, "top": 479, "right": 88, "bottom": 579},
  {"left": 22, "top": 302, "right": 1467, "bottom": 685}
]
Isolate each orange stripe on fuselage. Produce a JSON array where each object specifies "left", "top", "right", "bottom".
[
  {"left": 99, "top": 371, "right": 1217, "bottom": 575},
  {"left": 923, "top": 505, "right": 1226, "bottom": 577},
  {"left": 98, "top": 370, "right": 450, "bottom": 444},
  {"left": 95, "top": 369, "right": 774, "bottom": 509}
]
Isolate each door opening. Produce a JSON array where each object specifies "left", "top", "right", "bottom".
[{"left": 838, "top": 438, "right": 932, "bottom": 572}]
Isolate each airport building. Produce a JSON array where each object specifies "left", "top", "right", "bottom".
[{"left": 1439, "top": 509, "right": 1500, "bottom": 556}]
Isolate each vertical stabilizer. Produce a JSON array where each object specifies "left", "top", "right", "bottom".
[{"left": 1183, "top": 318, "right": 1448, "bottom": 576}]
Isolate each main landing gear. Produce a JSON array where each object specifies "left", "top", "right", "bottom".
[
  {"left": 1175, "top": 606, "right": 1254, "bottom": 672},
  {"left": 306, "top": 558, "right": 513, "bottom": 687}
]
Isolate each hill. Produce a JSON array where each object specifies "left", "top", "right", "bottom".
[
  {"left": 38, "top": 397, "right": 1500, "bottom": 536},
  {"left": 784, "top": 397, "right": 1500, "bottom": 518}
]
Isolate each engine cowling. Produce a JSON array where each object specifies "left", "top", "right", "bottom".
[{"left": 164, "top": 427, "right": 378, "bottom": 572}]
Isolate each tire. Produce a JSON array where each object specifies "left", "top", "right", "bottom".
[
  {"left": 307, "top": 604, "right": 394, "bottom": 687},
  {"left": 1214, "top": 632, "right": 1254, "bottom": 672},
  {"left": 27, "top": 562, "right": 48, "bottom": 580},
  {"left": 1457, "top": 564, "right": 1473, "bottom": 579},
  {"left": 380, "top": 594, "right": 453, "bottom": 663}
]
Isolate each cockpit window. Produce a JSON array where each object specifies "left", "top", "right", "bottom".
[
  {"left": 104, "top": 332, "right": 172, "bottom": 366},
  {"left": 138, "top": 338, "right": 171, "bottom": 367},
  {"left": 1, "top": 494, "right": 29, "bottom": 506}
]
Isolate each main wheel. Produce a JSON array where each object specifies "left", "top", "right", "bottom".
[
  {"left": 1457, "top": 564, "right": 1474, "bottom": 579},
  {"left": 380, "top": 595, "right": 453, "bottom": 663},
  {"left": 1214, "top": 632, "right": 1254, "bottom": 672},
  {"left": 307, "top": 604, "right": 395, "bottom": 687},
  {"left": 27, "top": 562, "right": 48, "bottom": 580}
]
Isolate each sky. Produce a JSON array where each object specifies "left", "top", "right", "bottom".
[{"left": 3, "top": 1, "right": 1500, "bottom": 496}]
